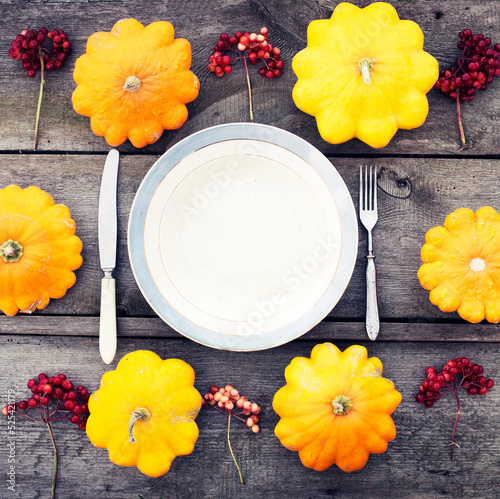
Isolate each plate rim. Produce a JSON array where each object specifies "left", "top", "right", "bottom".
[{"left": 128, "top": 122, "right": 358, "bottom": 351}]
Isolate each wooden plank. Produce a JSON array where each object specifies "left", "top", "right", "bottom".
[
  {"left": 0, "top": 334, "right": 499, "bottom": 498},
  {"left": 1, "top": 316, "right": 499, "bottom": 342},
  {"left": 1, "top": 154, "right": 499, "bottom": 326},
  {"left": 0, "top": 0, "right": 500, "bottom": 155}
]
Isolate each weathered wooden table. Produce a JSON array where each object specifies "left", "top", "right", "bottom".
[{"left": 1, "top": 1, "right": 499, "bottom": 497}]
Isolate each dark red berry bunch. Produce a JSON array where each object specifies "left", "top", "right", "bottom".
[
  {"left": 416, "top": 357, "right": 494, "bottom": 459},
  {"left": 209, "top": 28, "right": 283, "bottom": 80},
  {"left": 9, "top": 28, "right": 72, "bottom": 77},
  {"left": 2, "top": 373, "right": 90, "bottom": 498},
  {"left": 203, "top": 384, "right": 261, "bottom": 485},
  {"left": 434, "top": 30, "right": 500, "bottom": 150},
  {"left": 8, "top": 27, "right": 71, "bottom": 150}
]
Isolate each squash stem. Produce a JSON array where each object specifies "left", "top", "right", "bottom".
[
  {"left": 358, "top": 58, "right": 373, "bottom": 84},
  {"left": 243, "top": 55, "right": 255, "bottom": 123},
  {"left": 46, "top": 421, "right": 57, "bottom": 499},
  {"left": 128, "top": 407, "right": 151, "bottom": 443},
  {"left": 34, "top": 47, "right": 46, "bottom": 151},
  {"left": 456, "top": 91, "right": 467, "bottom": 151},
  {"left": 227, "top": 414, "right": 244, "bottom": 485}
]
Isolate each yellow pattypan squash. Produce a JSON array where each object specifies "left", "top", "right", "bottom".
[
  {"left": 72, "top": 18, "right": 200, "bottom": 148},
  {"left": 0, "top": 185, "right": 82, "bottom": 316},
  {"left": 292, "top": 2, "right": 439, "bottom": 148},
  {"left": 273, "top": 343, "right": 402, "bottom": 472},
  {"left": 86, "top": 350, "right": 202, "bottom": 477},
  {"left": 418, "top": 207, "right": 500, "bottom": 324}
]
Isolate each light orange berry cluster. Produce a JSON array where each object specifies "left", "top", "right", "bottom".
[{"left": 203, "top": 384, "right": 261, "bottom": 433}]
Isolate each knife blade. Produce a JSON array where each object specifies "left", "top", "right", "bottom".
[{"left": 98, "top": 149, "right": 119, "bottom": 364}]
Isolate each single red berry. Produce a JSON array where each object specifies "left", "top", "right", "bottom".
[
  {"left": 486, "top": 379, "right": 494, "bottom": 388},
  {"left": 64, "top": 400, "right": 75, "bottom": 411},
  {"left": 61, "top": 380, "right": 72, "bottom": 390},
  {"left": 18, "top": 400, "right": 28, "bottom": 411},
  {"left": 28, "top": 398, "right": 38, "bottom": 408},
  {"left": 40, "top": 396, "right": 50, "bottom": 406},
  {"left": 52, "top": 387, "right": 64, "bottom": 399},
  {"left": 78, "top": 420, "right": 87, "bottom": 430},
  {"left": 70, "top": 415, "right": 80, "bottom": 424},
  {"left": 2, "top": 404, "right": 15, "bottom": 415}
]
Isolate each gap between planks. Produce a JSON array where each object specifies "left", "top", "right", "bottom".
[{"left": 0, "top": 316, "right": 498, "bottom": 342}]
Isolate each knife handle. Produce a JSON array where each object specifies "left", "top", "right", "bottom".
[{"left": 99, "top": 277, "right": 117, "bottom": 364}]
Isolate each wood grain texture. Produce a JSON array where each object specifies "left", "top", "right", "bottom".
[
  {"left": 0, "top": 0, "right": 500, "bottom": 155},
  {"left": 0, "top": 335, "right": 499, "bottom": 499},
  {"left": 1, "top": 316, "right": 499, "bottom": 342},
  {"left": 1, "top": 154, "right": 499, "bottom": 327}
]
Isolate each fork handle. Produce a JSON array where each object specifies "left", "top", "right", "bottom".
[{"left": 366, "top": 255, "right": 380, "bottom": 341}]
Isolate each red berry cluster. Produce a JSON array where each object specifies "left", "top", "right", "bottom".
[
  {"left": 416, "top": 357, "right": 494, "bottom": 407},
  {"left": 209, "top": 27, "right": 283, "bottom": 79},
  {"left": 3, "top": 373, "right": 89, "bottom": 429},
  {"left": 203, "top": 384, "right": 261, "bottom": 432},
  {"left": 8, "top": 28, "right": 71, "bottom": 77},
  {"left": 416, "top": 357, "right": 494, "bottom": 460},
  {"left": 435, "top": 30, "right": 500, "bottom": 102}
]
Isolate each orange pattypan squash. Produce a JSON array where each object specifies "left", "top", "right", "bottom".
[
  {"left": 273, "top": 343, "right": 402, "bottom": 472},
  {"left": 418, "top": 207, "right": 500, "bottom": 324},
  {"left": 0, "top": 185, "right": 82, "bottom": 316},
  {"left": 86, "top": 350, "right": 202, "bottom": 477},
  {"left": 72, "top": 18, "right": 200, "bottom": 148},
  {"left": 292, "top": 2, "right": 438, "bottom": 148}
]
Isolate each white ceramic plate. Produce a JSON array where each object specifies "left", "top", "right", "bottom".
[{"left": 128, "top": 123, "right": 357, "bottom": 351}]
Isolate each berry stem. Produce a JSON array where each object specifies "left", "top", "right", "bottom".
[
  {"left": 450, "top": 385, "right": 461, "bottom": 461},
  {"left": 243, "top": 55, "right": 255, "bottom": 123},
  {"left": 227, "top": 414, "right": 244, "bottom": 485},
  {"left": 456, "top": 91, "right": 468, "bottom": 151},
  {"left": 46, "top": 421, "right": 58, "bottom": 499},
  {"left": 34, "top": 47, "right": 46, "bottom": 151}
]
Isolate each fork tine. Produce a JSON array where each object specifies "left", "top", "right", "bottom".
[
  {"left": 364, "top": 165, "right": 368, "bottom": 211},
  {"left": 359, "top": 165, "right": 363, "bottom": 211},
  {"left": 369, "top": 166, "right": 373, "bottom": 210},
  {"left": 372, "top": 166, "right": 377, "bottom": 212}
]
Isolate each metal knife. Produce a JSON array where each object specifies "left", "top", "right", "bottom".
[{"left": 98, "top": 149, "right": 119, "bottom": 364}]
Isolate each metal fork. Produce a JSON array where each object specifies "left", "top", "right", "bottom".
[{"left": 359, "top": 166, "right": 379, "bottom": 341}]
